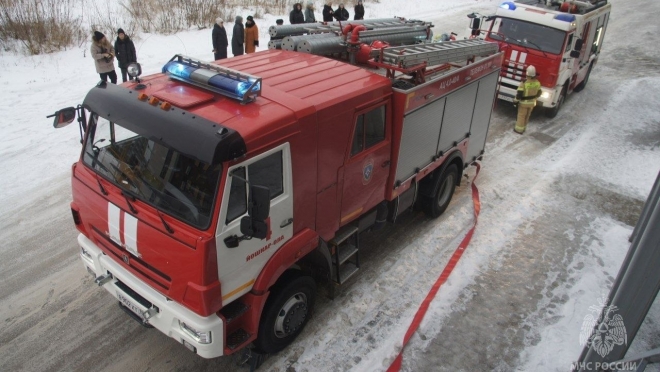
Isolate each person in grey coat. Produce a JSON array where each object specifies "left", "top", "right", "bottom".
[
  {"left": 305, "top": 1, "right": 316, "bottom": 23},
  {"left": 91, "top": 31, "right": 117, "bottom": 84},
  {"left": 232, "top": 16, "right": 244, "bottom": 56}
]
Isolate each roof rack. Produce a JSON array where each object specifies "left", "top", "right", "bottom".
[{"left": 162, "top": 54, "right": 262, "bottom": 104}]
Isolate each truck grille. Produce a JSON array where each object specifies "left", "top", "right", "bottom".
[{"left": 92, "top": 227, "right": 171, "bottom": 290}]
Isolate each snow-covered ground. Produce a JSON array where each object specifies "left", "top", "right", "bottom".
[{"left": 1, "top": 0, "right": 659, "bottom": 371}]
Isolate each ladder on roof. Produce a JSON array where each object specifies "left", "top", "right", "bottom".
[{"left": 377, "top": 39, "right": 499, "bottom": 69}]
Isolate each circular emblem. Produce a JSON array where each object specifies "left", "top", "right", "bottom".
[
  {"left": 122, "top": 254, "right": 130, "bottom": 264},
  {"left": 362, "top": 159, "right": 374, "bottom": 185}
]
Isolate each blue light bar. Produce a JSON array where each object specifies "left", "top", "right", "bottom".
[
  {"left": 161, "top": 55, "right": 262, "bottom": 103},
  {"left": 499, "top": 2, "right": 516, "bottom": 10},
  {"left": 554, "top": 13, "right": 576, "bottom": 22}
]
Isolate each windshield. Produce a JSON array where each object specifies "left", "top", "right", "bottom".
[
  {"left": 488, "top": 17, "right": 566, "bottom": 55},
  {"left": 82, "top": 114, "right": 222, "bottom": 229}
]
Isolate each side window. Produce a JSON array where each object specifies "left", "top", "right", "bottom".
[
  {"left": 249, "top": 151, "right": 283, "bottom": 200},
  {"left": 226, "top": 167, "right": 247, "bottom": 223},
  {"left": 351, "top": 106, "right": 386, "bottom": 157},
  {"left": 592, "top": 27, "right": 603, "bottom": 55},
  {"left": 565, "top": 33, "right": 574, "bottom": 53},
  {"left": 225, "top": 151, "right": 284, "bottom": 224}
]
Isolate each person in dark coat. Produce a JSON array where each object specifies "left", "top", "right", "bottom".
[
  {"left": 334, "top": 3, "right": 349, "bottom": 21},
  {"left": 212, "top": 18, "right": 228, "bottom": 60},
  {"left": 354, "top": 0, "right": 365, "bottom": 20},
  {"left": 322, "top": 3, "right": 334, "bottom": 22},
  {"left": 114, "top": 28, "right": 136, "bottom": 83},
  {"left": 290, "top": 3, "right": 305, "bottom": 24},
  {"left": 232, "top": 16, "right": 244, "bottom": 57}
]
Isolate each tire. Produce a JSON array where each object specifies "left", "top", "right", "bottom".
[
  {"left": 573, "top": 63, "right": 593, "bottom": 93},
  {"left": 422, "top": 164, "right": 458, "bottom": 218},
  {"left": 254, "top": 275, "right": 316, "bottom": 353},
  {"left": 545, "top": 85, "right": 566, "bottom": 118}
]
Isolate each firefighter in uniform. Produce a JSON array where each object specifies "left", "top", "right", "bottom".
[{"left": 514, "top": 65, "right": 542, "bottom": 134}]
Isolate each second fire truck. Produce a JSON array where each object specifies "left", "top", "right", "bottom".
[{"left": 472, "top": 0, "right": 611, "bottom": 117}]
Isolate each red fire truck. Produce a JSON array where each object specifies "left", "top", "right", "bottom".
[
  {"left": 50, "top": 29, "right": 502, "bottom": 359},
  {"left": 473, "top": 0, "right": 610, "bottom": 117}
]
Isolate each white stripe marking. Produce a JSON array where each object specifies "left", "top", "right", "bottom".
[
  {"left": 519, "top": 52, "right": 527, "bottom": 64},
  {"left": 124, "top": 213, "right": 139, "bottom": 257},
  {"left": 510, "top": 50, "right": 519, "bottom": 62},
  {"left": 108, "top": 203, "right": 122, "bottom": 246}
]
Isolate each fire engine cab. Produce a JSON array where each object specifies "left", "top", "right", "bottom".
[
  {"left": 475, "top": 0, "right": 611, "bottom": 117},
  {"left": 50, "top": 19, "right": 503, "bottom": 360}
]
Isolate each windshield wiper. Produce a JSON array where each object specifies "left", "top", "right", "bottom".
[
  {"left": 157, "top": 211, "right": 175, "bottom": 234},
  {"left": 96, "top": 176, "right": 108, "bottom": 196},
  {"left": 520, "top": 38, "right": 548, "bottom": 57},
  {"left": 121, "top": 190, "right": 138, "bottom": 214}
]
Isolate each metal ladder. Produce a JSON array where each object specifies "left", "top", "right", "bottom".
[
  {"left": 328, "top": 225, "right": 360, "bottom": 298},
  {"left": 378, "top": 39, "right": 499, "bottom": 69}
]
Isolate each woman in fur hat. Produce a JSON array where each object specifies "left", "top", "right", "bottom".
[
  {"left": 91, "top": 31, "right": 117, "bottom": 84},
  {"left": 244, "top": 16, "right": 259, "bottom": 54},
  {"left": 232, "top": 16, "right": 244, "bottom": 56},
  {"left": 212, "top": 18, "right": 228, "bottom": 60}
]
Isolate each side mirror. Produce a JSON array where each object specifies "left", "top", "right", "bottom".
[
  {"left": 240, "top": 216, "right": 268, "bottom": 239},
  {"left": 573, "top": 38, "right": 583, "bottom": 51},
  {"left": 469, "top": 18, "right": 481, "bottom": 30},
  {"left": 49, "top": 107, "right": 77, "bottom": 128},
  {"left": 570, "top": 50, "right": 580, "bottom": 58},
  {"left": 249, "top": 185, "right": 270, "bottom": 221}
]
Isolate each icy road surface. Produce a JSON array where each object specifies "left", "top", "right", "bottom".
[{"left": 1, "top": 0, "right": 659, "bottom": 371}]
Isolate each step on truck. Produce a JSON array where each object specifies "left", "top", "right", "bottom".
[
  {"left": 470, "top": 0, "right": 611, "bottom": 117},
  {"left": 50, "top": 21, "right": 503, "bottom": 359}
]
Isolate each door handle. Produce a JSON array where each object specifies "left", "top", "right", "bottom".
[
  {"left": 381, "top": 160, "right": 390, "bottom": 168},
  {"left": 280, "top": 218, "right": 293, "bottom": 228}
]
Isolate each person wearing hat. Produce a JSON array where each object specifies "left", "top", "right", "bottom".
[
  {"left": 513, "top": 65, "right": 542, "bottom": 134},
  {"left": 333, "top": 3, "right": 349, "bottom": 21},
  {"left": 322, "top": 2, "right": 334, "bottom": 22},
  {"left": 232, "top": 16, "right": 245, "bottom": 56},
  {"left": 91, "top": 31, "right": 117, "bottom": 84},
  {"left": 290, "top": 3, "right": 305, "bottom": 24},
  {"left": 244, "top": 16, "right": 259, "bottom": 54},
  {"left": 212, "top": 18, "right": 228, "bottom": 60},
  {"left": 354, "top": 0, "right": 364, "bottom": 20},
  {"left": 276, "top": 19, "right": 284, "bottom": 25},
  {"left": 304, "top": 1, "right": 316, "bottom": 23},
  {"left": 114, "top": 28, "right": 137, "bottom": 82}
]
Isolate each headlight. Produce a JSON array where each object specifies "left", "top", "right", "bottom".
[
  {"left": 179, "top": 321, "right": 212, "bottom": 344},
  {"left": 541, "top": 91, "right": 551, "bottom": 99},
  {"left": 127, "top": 62, "right": 142, "bottom": 78}
]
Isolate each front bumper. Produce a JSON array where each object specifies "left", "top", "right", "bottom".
[
  {"left": 497, "top": 77, "right": 557, "bottom": 108},
  {"left": 78, "top": 233, "right": 225, "bottom": 358}
]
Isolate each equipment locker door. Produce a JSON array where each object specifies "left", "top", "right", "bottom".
[{"left": 340, "top": 103, "right": 391, "bottom": 225}]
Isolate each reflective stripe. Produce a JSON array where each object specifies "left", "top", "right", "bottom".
[
  {"left": 124, "top": 213, "right": 139, "bottom": 257},
  {"left": 108, "top": 203, "right": 122, "bottom": 246}
]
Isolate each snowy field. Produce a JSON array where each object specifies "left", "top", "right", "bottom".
[{"left": 1, "top": 0, "right": 659, "bottom": 371}]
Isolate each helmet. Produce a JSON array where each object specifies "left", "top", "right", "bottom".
[{"left": 526, "top": 65, "right": 536, "bottom": 78}]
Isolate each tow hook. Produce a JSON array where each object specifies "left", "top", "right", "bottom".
[{"left": 94, "top": 273, "right": 113, "bottom": 286}]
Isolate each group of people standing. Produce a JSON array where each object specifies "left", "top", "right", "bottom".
[
  {"left": 90, "top": 29, "right": 137, "bottom": 84},
  {"left": 290, "top": 1, "right": 365, "bottom": 24},
  {"left": 212, "top": 15, "right": 259, "bottom": 60}
]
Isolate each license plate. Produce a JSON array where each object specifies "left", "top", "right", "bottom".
[
  {"left": 499, "top": 94, "right": 514, "bottom": 102},
  {"left": 117, "top": 291, "right": 146, "bottom": 322}
]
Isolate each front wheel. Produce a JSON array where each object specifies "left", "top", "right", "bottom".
[
  {"left": 254, "top": 275, "right": 316, "bottom": 353},
  {"left": 422, "top": 164, "right": 458, "bottom": 218},
  {"left": 573, "top": 63, "right": 593, "bottom": 93},
  {"left": 545, "top": 85, "right": 566, "bottom": 118}
]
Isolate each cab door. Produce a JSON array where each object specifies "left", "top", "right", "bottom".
[
  {"left": 339, "top": 103, "right": 391, "bottom": 226},
  {"left": 215, "top": 144, "right": 294, "bottom": 305}
]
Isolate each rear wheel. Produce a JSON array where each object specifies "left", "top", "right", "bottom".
[
  {"left": 254, "top": 275, "right": 316, "bottom": 353},
  {"left": 545, "top": 85, "right": 566, "bottom": 118},
  {"left": 422, "top": 164, "right": 458, "bottom": 218}
]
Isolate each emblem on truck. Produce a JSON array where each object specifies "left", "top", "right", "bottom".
[
  {"left": 122, "top": 254, "right": 130, "bottom": 264},
  {"left": 363, "top": 160, "right": 374, "bottom": 185}
]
